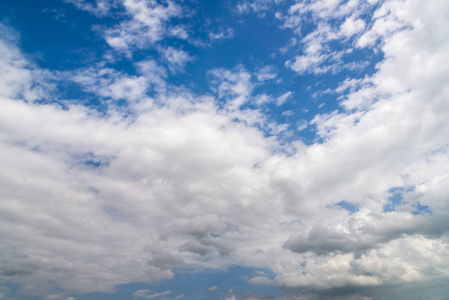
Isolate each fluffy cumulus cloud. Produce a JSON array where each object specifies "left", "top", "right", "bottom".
[
  {"left": 101, "top": 0, "right": 184, "bottom": 53},
  {"left": 1, "top": 0, "right": 449, "bottom": 299},
  {"left": 280, "top": 0, "right": 394, "bottom": 75}
]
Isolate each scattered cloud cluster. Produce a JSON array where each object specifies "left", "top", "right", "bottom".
[
  {"left": 103, "top": 0, "right": 184, "bottom": 53},
  {"left": 279, "top": 0, "right": 412, "bottom": 75},
  {"left": 237, "top": 0, "right": 282, "bottom": 15},
  {"left": 63, "top": 0, "right": 117, "bottom": 17},
  {"left": 209, "top": 28, "right": 234, "bottom": 42}
]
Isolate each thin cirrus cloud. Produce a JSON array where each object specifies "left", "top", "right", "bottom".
[{"left": 0, "top": 0, "right": 449, "bottom": 299}]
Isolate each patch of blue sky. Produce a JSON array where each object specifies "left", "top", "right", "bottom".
[
  {"left": 73, "top": 152, "right": 113, "bottom": 170},
  {"left": 70, "top": 266, "right": 284, "bottom": 300},
  {"left": 383, "top": 186, "right": 415, "bottom": 213},
  {"left": 335, "top": 200, "right": 360, "bottom": 214},
  {"left": 411, "top": 202, "right": 433, "bottom": 216},
  {"left": 0, "top": 283, "right": 18, "bottom": 299},
  {"left": 0, "top": 0, "right": 104, "bottom": 70},
  {"left": 84, "top": 159, "right": 102, "bottom": 168}
]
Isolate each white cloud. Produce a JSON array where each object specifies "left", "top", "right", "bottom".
[
  {"left": 159, "top": 47, "right": 194, "bottom": 73},
  {"left": 285, "top": 53, "right": 328, "bottom": 75},
  {"left": 133, "top": 290, "right": 172, "bottom": 299},
  {"left": 103, "top": 0, "right": 184, "bottom": 53},
  {"left": 281, "top": 110, "right": 294, "bottom": 116},
  {"left": 340, "top": 17, "right": 366, "bottom": 37},
  {"left": 237, "top": 0, "right": 282, "bottom": 15},
  {"left": 256, "top": 65, "right": 278, "bottom": 81},
  {"left": 208, "top": 28, "right": 234, "bottom": 41},
  {"left": 64, "top": 0, "right": 116, "bottom": 17},
  {"left": 278, "top": 37, "right": 297, "bottom": 55},
  {"left": 253, "top": 93, "right": 273, "bottom": 106},
  {"left": 297, "top": 119, "right": 308, "bottom": 131},
  {"left": 280, "top": 0, "right": 375, "bottom": 75},
  {"left": 0, "top": 41, "right": 276, "bottom": 297},
  {"left": 70, "top": 66, "right": 152, "bottom": 103},
  {"left": 208, "top": 67, "right": 254, "bottom": 111},
  {"left": 168, "top": 25, "right": 189, "bottom": 40},
  {"left": 0, "top": 24, "right": 52, "bottom": 102},
  {"left": 1, "top": 0, "right": 449, "bottom": 298},
  {"left": 356, "top": 0, "right": 409, "bottom": 48},
  {"left": 276, "top": 91, "right": 293, "bottom": 106}
]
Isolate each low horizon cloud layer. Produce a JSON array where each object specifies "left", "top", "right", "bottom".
[{"left": 1, "top": 0, "right": 449, "bottom": 299}]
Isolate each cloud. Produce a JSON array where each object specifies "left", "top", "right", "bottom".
[
  {"left": 297, "top": 119, "right": 308, "bottom": 131},
  {"left": 237, "top": 0, "right": 281, "bottom": 15},
  {"left": 340, "top": 17, "right": 366, "bottom": 38},
  {"left": 276, "top": 91, "right": 293, "bottom": 106},
  {"left": 256, "top": 65, "right": 278, "bottom": 81},
  {"left": 356, "top": 0, "right": 409, "bottom": 48},
  {"left": 102, "top": 0, "right": 184, "bottom": 53},
  {"left": 0, "top": 24, "right": 53, "bottom": 102},
  {"left": 283, "top": 212, "right": 448, "bottom": 256},
  {"left": 279, "top": 0, "right": 376, "bottom": 74},
  {"left": 159, "top": 47, "right": 194, "bottom": 73},
  {"left": 209, "top": 28, "right": 234, "bottom": 41},
  {"left": 224, "top": 291, "right": 275, "bottom": 300},
  {"left": 133, "top": 290, "right": 172, "bottom": 299},
  {"left": 68, "top": 58, "right": 171, "bottom": 105},
  {"left": 0, "top": 34, "right": 275, "bottom": 297},
  {"left": 64, "top": 0, "right": 116, "bottom": 17},
  {"left": 1, "top": 0, "right": 449, "bottom": 299},
  {"left": 208, "top": 67, "right": 254, "bottom": 110}
]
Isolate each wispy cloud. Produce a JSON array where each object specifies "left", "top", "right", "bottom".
[
  {"left": 133, "top": 290, "right": 172, "bottom": 299},
  {"left": 102, "top": 0, "right": 184, "bottom": 54},
  {"left": 255, "top": 65, "right": 278, "bottom": 81},
  {"left": 159, "top": 46, "right": 194, "bottom": 73},
  {"left": 64, "top": 0, "right": 116, "bottom": 17},
  {"left": 276, "top": 91, "right": 293, "bottom": 106},
  {"left": 208, "top": 28, "right": 234, "bottom": 41}
]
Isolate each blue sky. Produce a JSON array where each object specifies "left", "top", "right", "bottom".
[{"left": 1, "top": 0, "right": 449, "bottom": 299}]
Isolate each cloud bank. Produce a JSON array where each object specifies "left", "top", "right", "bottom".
[{"left": 1, "top": 0, "right": 449, "bottom": 299}]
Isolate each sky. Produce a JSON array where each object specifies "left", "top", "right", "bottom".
[{"left": 0, "top": 0, "right": 449, "bottom": 299}]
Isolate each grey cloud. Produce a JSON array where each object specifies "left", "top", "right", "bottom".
[
  {"left": 0, "top": 265, "right": 36, "bottom": 277},
  {"left": 147, "top": 253, "right": 185, "bottom": 271},
  {"left": 292, "top": 277, "right": 449, "bottom": 300},
  {"left": 224, "top": 291, "right": 275, "bottom": 300},
  {"left": 284, "top": 212, "right": 449, "bottom": 256},
  {"left": 284, "top": 225, "right": 374, "bottom": 256},
  {"left": 163, "top": 215, "right": 234, "bottom": 257},
  {"left": 179, "top": 240, "right": 214, "bottom": 257}
]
